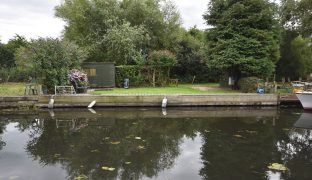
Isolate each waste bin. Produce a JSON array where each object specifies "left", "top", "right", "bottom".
[
  {"left": 257, "top": 87, "right": 265, "bottom": 94},
  {"left": 124, "top": 78, "right": 129, "bottom": 89}
]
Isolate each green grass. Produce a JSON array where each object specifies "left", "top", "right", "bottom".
[
  {"left": 0, "top": 83, "right": 25, "bottom": 96},
  {"left": 92, "top": 84, "right": 238, "bottom": 95},
  {"left": 0, "top": 83, "right": 238, "bottom": 96}
]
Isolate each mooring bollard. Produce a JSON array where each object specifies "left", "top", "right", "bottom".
[
  {"left": 162, "top": 97, "right": 167, "bottom": 108},
  {"left": 48, "top": 95, "right": 54, "bottom": 109}
]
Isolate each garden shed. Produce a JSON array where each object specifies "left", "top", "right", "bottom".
[{"left": 82, "top": 62, "right": 115, "bottom": 88}]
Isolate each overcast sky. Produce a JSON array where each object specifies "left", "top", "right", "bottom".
[{"left": 0, "top": 0, "right": 209, "bottom": 43}]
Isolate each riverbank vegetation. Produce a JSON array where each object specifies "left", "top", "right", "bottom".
[
  {"left": 0, "top": 83, "right": 24, "bottom": 96},
  {"left": 0, "top": 0, "right": 311, "bottom": 94}
]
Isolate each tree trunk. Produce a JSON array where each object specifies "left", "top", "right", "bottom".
[{"left": 152, "top": 69, "right": 156, "bottom": 87}]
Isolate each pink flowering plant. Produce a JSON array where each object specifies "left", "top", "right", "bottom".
[{"left": 68, "top": 69, "right": 88, "bottom": 86}]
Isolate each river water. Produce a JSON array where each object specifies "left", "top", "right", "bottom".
[{"left": 0, "top": 107, "right": 311, "bottom": 180}]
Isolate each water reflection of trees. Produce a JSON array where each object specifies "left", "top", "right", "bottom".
[
  {"left": 199, "top": 111, "right": 312, "bottom": 180},
  {"left": 0, "top": 117, "right": 8, "bottom": 150},
  {"left": 276, "top": 129, "right": 312, "bottom": 179},
  {"left": 8, "top": 108, "right": 312, "bottom": 180},
  {"left": 25, "top": 116, "right": 199, "bottom": 179}
]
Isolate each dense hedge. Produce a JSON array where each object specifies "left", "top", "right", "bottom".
[
  {"left": 115, "top": 65, "right": 146, "bottom": 87},
  {"left": 238, "top": 77, "right": 259, "bottom": 93}
]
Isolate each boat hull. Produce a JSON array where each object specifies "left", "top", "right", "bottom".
[{"left": 296, "top": 93, "right": 312, "bottom": 110}]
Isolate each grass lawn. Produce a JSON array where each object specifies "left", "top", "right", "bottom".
[
  {"left": 92, "top": 84, "right": 238, "bottom": 95},
  {"left": 0, "top": 83, "right": 25, "bottom": 96},
  {"left": 0, "top": 83, "right": 238, "bottom": 96}
]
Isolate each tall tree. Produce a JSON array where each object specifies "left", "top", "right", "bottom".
[
  {"left": 276, "top": 31, "right": 312, "bottom": 80},
  {"left": 204, "top": 0, "right": 280, "bottom": 86},
  {"left": 277, "top": 0, "right": 312, "bottom": 80},
  {"left": 281, "top": 0, "right": 312, "bottom": 37},
  {"left": 0, "top": 42, "right": 14, "bottom": 68},
  {"left": 55, "top": 0, "right": 181, "bottom": 65}
]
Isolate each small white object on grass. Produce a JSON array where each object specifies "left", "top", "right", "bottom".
[{"left": 88, "top": 100, "right": 96, "bottom": 108}]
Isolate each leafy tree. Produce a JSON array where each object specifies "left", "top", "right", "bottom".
[
  {"left": 171, "top": 28, "right": 212, "bottom": 82},
  {"left": 0, "top": 42, "right": 14, "bottom": 68},
  {"left": 55, "top": 0, "right": 181, "bottom": 65},
  {"left": 17, "top": 38, "right": 86, "bottom": 92},
  {"left": 147, "top": 50, "right": 177, "bottom": 86},
  {"left": 204, "top": 0, "right": 280, "bottom": 87},
  {"left": 55, "top": 0, "right": 121, "bottom": 61},
  {"left": 276, "top": 30, "right": 312, "bottom": 80},
  {"left": 5, "top": 35, "right": 28, "bottom": 55},
  {"left": 104, "top": 22, "right": 149, "bottom": 65},
  {"left": 280, "top": 0, "right": 312, "bottom": 37}
]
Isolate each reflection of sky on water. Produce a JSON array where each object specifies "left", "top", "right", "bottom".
[
  {"left": 0, "top": 108, "right": 311, "bottom": 180},
  {"left": 0, "top": 123, "right": 66, "bottom": 180},
  {"left": 145, "top": 134, "right": 202, "bottom": 180}
]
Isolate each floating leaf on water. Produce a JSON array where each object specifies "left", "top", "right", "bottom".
[
  {"left": 283, "top": 128, "right": 290, "bottom": 131},
  {"left": 104, "top": 137, "right": 110, "bottom": 140},
  {"left": 110, "top": 141, "right": 121, "bottom": 145},
  {"left": 91, "top": 149, "right": 100, "bottom": 153},
  {"left": 102, "top": 166, "right": 115, "bottom": 171},
  {"left": 74, "top": 174, "right": 88, "bottom": 180},
  {"left": 233, "top": 135, "right": 243, "bottom": 138},
  {"left": 125, "top": 162, "right": 131, "bottom": 165},
  {"left": 132, "top": 122, "right": 138, "bottom": 125},
  {"left": 246, "top": 130, "right": 257, "bottom": 134},
  {"left": 204, "top": 130, "right": 211, "bottom": 133},
  {"left": 135, "top": 137, "right": 141, "bottom": 140},
  {"left": 108, "top": 167, "right": 115, "bottom": 171},
  {"left": 126, "top": 135, "right": 134, "bottom": 139},
  {"left": 138, "top": 145, "right": 145, "bottom": 149},
  {"left": 54, "top": 154, "right": 61, "bottom": 157},
  {"left": 267, "top": 163, "right": 288, "bottom": 171}
]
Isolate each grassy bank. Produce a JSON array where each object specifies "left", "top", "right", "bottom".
[
  {"left": 92, "top": 84, "right": 237, "bottom": 95},
  {"left": 0, "top": 83, "right": 237, "bottom": 96},
  {"left": 0, "top": 83, "right": 25, "bottom": 96}
]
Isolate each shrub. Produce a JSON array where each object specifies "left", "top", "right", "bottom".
[
  {"left": 147, "top": 50, "right": 177, "bottom": 87},
  {"left": 238, "top": 77, "right": 259, "bottom": 93},
  {"left": 115, "top": 65, "right": 145, "bottom": 87},
  {"left": 18, "top": 38, "right": 86, "bottom": 93}
]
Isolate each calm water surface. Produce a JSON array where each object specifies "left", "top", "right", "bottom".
[{"left": 0, "top": 107, "right": 311, "bottom": 180}]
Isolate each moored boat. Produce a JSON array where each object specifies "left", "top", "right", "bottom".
[{"left": 296, "top": 92, "right": 312, "bottom": 110}]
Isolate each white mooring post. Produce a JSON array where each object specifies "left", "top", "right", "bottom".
[
  {"left": 48, "top": 95, "right": 54, "bottom": 109},
  {"left": 162, "top": 97, "right": 168, "bottom": 108}
]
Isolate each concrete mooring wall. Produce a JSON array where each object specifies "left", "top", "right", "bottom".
[
  {"left": 0, "top": 96, "right": 38, "bottom": 109},
  {"left": 37, "top": 94, "right": 279, "bottom": 108}
]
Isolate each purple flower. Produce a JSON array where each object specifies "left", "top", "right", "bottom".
[{"left": 68, "top": 69, "right": 88, "bottom": 85}]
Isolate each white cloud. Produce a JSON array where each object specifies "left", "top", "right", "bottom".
[
  {"left": 0, "top": 0, "right": 208, "bottom": 43},
  {"left": 0, "top": 0, "right": 65, "bottom": 43},
  {"left": 172, "top": 0, "right": 209, "bottom": 30}
]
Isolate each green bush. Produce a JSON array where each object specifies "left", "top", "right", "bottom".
[
  {"left": 147, "top": 50, "right": 177, "bottom": 87},
  {"left": 0, "top": 68, "right": 35, "bottom": 83},
  {"left": 238, "top": 77, "right": 259, "bottom": 93},
  {"left": 16, "top": 38, "right": 86, "bottom": 93},
  {"left": 115, "top": 65, "right": 145, "bottom": 87}
]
